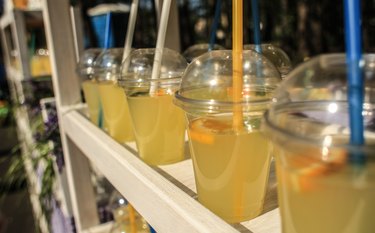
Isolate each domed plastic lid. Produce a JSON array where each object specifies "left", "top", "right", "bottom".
[
  {"left": 263, "top": 53, "right": 375, "bottom": 144},
  {"left": 94, "top": 48, "right": 125, "bottom": 82},
  {"left": 183, "top": 43, "right": 225, "bottom": 63},
  {"left": 244, "top": 44, "right": 292, "bottom": 78},
  {"left": 76, "top": 48, "right": 103, "bottom": 79},
  {"left": 119, "top": 48, "right": 188, "bottom": 89},
  {"left": 175, "top": 50, "right": 281, "bottom": 114}
]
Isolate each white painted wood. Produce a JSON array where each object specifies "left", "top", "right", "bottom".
[
  {"left": 0, "top": 6, "right": 76, "bottom": 233},
  {"left": 62, "top": 109, "right": 281, "bottom": 233},
  {"left": 81, "top": 222, "right": 114, "bottom": 233},
  {"left": 62, "top": 110, "right": 238, "bottom": 233},
  {"left": 70, "top": 6, "right": 84, "bottom": 62},
  {"left": 244, "top": 209, "right": 281, "bottom": 233},
  {"left": 42, "top": 0, "right": 100, "bottom": 231}
]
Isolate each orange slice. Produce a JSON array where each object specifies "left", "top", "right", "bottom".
[
  {"left": 189, "top": 118, "right": 232, "bottom": 145},
  {"left": 189, "top": 119, "right": 215, "bottom": 145},
  {"left": 155, "top": 89, "right": 165, "bottom": 96},
  {"left": 288, "top": 149, "right": 347, "bottom": 193}
]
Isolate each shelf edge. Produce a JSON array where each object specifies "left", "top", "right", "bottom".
[{"left": 62, "top": 110, "right": 238, "bottom": 233}]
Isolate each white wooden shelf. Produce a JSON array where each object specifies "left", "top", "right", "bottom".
[{"left": 61, "top": 108, "right": 281, "bottom": 233}]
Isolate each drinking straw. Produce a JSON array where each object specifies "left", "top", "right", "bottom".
[
  {"left": 250, "top": 0, "right": 264, "bottom": 94},
  {"left": 122, "top": 0, "right": 139, "bottom": 62},
  {"left": 344, "top": 0, "right": 365, "bottom": 150},
  {"left": 150, "top": 0, "right": 172, "bottom": 94},
  {"left": 98, "top": 12, "right": 112, "bottom": 128},
  {"left": 104, "top": 12, "right": 112, "bottom": 49},
  {"left": 232, "top": 0, "right": 243, "bottom": 131},
  {"left": 251, "top": 0, "right": 262, "bottom": 53},
  {"left": 208, "top": 0, "right": 222, "bottom": 51},
  {"left": 128, "top": 204, "right": 137, "bottom": 233},
  {"left": 29, "top": 33, "right": 36, "bottom": 58}
]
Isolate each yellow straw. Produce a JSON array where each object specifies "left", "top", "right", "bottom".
[{"left": 232, "top": 0, "right": 244, "bottom": 131}]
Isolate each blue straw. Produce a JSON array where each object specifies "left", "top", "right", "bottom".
[
  {"left": 98, "top": 100, "right": 103, "bottom": 129},
  {"left": 98, "top": 12, "right": 112, "bottom": 128},
  {"left": 344, "top": 0, "right": 365, "bottom": 162},
  {"left": 104, "top": 12, "right": 112, "bottom": 49},
  {"left": 208, "top": 0, "right": 222, "bottom": 51},
  {"left": 251, "top": 0, "right": 262, "bottom": 53}
]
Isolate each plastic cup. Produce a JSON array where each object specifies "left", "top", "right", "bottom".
[
  {"left": 174, "top": 50, "right": 281, "bottom": 223},
  {"left": 182, "top": 43, "right": 225, "bottom": 63},
  {"left": 77, "top": 48, "right": 103, "bottom": 125},
  {"left": 244, "top": 44, "right": 292, "bottom": 79},
  {"left": 119, "top": 48, "right": 188, "bottom": 165},
  {"left": 261, "top": 54, "right": 375, "bottom": 233},
  {"left": 95, "top": 48, "right": 134, "bottom": 143}
]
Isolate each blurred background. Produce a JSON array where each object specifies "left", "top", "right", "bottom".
[
  {"left": 70, "top": 0, "right": 375, "bottom": 65},
  {"left": 0, "top": 0, "right": 375, "bottom": 232}
]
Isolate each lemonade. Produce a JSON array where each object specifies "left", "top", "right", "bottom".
[
  {"left": 127, "top": 94, "right": 185, "bottom": 165},
  {"left": 188, "top": 117, "right": 272, "bottom": 223},
  {"left": 275, "top": 145, "right": 375, "bottom": 233},
  {"left": 82, "top": 79, "right": 102, "bottom": 125},
  {"left": 98, "top": 81, "right": 134, "bottom": 143}
]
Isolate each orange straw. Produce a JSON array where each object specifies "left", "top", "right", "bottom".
[
  {"left": 232, "top": 0, "right": 243, "bottom": 131},
  {"left": 128, "top": 204, "right": 137, "bottom": 233}
]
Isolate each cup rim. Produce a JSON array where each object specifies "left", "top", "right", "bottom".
[
  {"left": 262, "top": 101, "right": 375, "bottom": 153},
  {"left": 174, "top": 90, "right": 273, "bottom": 113}
]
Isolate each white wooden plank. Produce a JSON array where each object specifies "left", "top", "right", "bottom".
[
  {"left": 81, "top": 222, "right": 113, "bottom": 233},
  {"left": 63, "top": 109, "right": 281, "bottom": 233},
  {"left": 244, "top": 209, "right": 281, "bottom": 233},
  {"left": 42, "top": 0, "right": 100, "bottom": 231},
  {"left": 62, "top": 110, "right": 238, "bottom": 233}
]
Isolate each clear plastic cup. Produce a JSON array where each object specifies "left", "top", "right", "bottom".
[
  {"left": 109, "top": 190, "right": 150, "bottom": 233},
  {"left": 244, "top": 44, "right": 292, "bottom": 79},
  {"left": 174, "top": 50, "right": 281, "bottom": 223},
  {"left": 261, "top": 54, "right": 375, "bottom": 233},
  {"left": 95, "top": 48, "right": 134, "bottom": 143},
  {"left": 77, "top": 48, "right": 103, "bottom": 125},
  {"left": 182, "top": 43, "right": 225, "bottom": 63},
  {"left": 119, "top": 48, "right": 188, "bottom": 165}
]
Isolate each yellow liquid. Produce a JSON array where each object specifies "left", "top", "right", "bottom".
[
  {"left": 275, "top": 145, "right": 375, "bottom": 233},
  {"left": 82, "top": 80, "right": 102, "bottom": 125},
  {"left": 112, "top": 205, "right": 150, "bottom": 233},
  {"left": 127, "top": 94, "right": 185, "bottom": 165},
  {"left": 188, "top": 117, "right": 271, "bottom": 223},
  {"left": 98, "top": 82, "right": 134, "bottom": 143}
]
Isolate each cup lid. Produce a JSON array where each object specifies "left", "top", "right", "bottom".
[
  {"left": 182, "top": 43, "right": 225, "bottom": 63},
  {"left": 263, "top": 53, "right": 375, "bottom": 145},
  {"left": 76, "top": 48, "right": 103, "bottom": 79},
  {"left": 94, "top": 48, "right": 125, "bottom": 82},
  {"left": 244, "top": 44, "right": 292, "bottom": 78},
  {"left": 119, "top": 48, "right": 188, "bottom": 87},
  {"left": 175, "top": 50, "right": 281, "bottom": 114}
]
